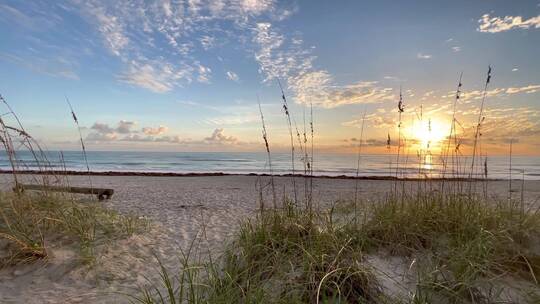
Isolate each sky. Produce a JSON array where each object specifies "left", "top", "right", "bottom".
[{"left": 0, "top": 0, "right": 539, "bottom": 155}]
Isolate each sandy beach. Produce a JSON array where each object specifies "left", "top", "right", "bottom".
[{"left": 1, "top": 174, "right": 539, "bottom": 303}]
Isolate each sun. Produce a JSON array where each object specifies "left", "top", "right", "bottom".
[{"left": 408, "top": 118, "right": 449, "bottom": 151}]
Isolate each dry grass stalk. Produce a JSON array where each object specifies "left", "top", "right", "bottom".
[
  {"left": 353, "top": 110, "right": 367, "bottom": 224},
  {"left": 395, "top": 86, "right": 404, "bottom": 194},
  {"left": 469, "top": 66, "right": 492, "bottom": 182},
  {"left": 278, "top": 80, "right": 298, "bottom": 206},
  {"left": 441, "top": 73, "right": 464, "bottom": 194},
  {"left": 308, "top": 100, "right": 314, "bottom": 210},
  {"left": 0, "top": 94, "right": 56, "bottom": 187},
  {"left": 66, "top": 97, "right": 93, "bottom": 190},
  {"left": 257, "top": 96, "right": 276, "bottom": 209}
]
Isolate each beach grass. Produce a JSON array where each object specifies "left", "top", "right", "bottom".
[
  {"left": 133, "top": 190, "right": 540, "bottom": 303},
  {"left": 356, "top": 193, "right": 540, "bottom": 302},
  {"left": 0, "top": 191, "right": 147, "bottom": 266},
  {"left": 0, "top": 94, "right": 148, "bottom": 268}
]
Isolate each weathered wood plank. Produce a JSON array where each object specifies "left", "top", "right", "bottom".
[{"left": 15, "top": 184, "right": 114, "bottom": 200}]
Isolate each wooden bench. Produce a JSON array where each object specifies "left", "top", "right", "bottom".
[{"left": 15, "top": 184, "right": 114, "bottom": 200}]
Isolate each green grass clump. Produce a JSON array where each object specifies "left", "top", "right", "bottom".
[
  {"left": 0, "top": 191, "right": 147, "bottom": 266},
  {"left": 356, "top": 193, "right": 540, "bottom": 303},
  {"left": 206, "top": 205, "right": 383, "bottom": 303},
  {"left": 134, "top": 193, "right": 540, "bottom": 304}
]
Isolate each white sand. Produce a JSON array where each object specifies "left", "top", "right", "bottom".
[{"left": 1, "top": 174, "right": 539, "bottom": 303}]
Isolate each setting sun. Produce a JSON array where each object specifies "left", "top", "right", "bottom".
[{"left": 407, "top": 118, "right": 449, "bottom": 151}]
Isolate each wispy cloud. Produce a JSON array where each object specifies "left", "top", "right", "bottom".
[
  {"left": 441, "top": 84, "right": 540, "bottom": 103},
  {"left": 226, "top": 70, "right": 239, "bottom": 82},
  {"left": 0, "top": 2, "right": 62, "bottom": 31},
  {"left": 417, "top": 53, "right": 432, "bottom": 59},
  {"left": 85, "top": 3, "right": 128, "bottom": 56},
  {"left": 199, "top": 35, "right": 215, "bottom": 50},
  {"left": 342, "top": 113, "right": 395, "bottom": 130},
  {"left": 118, "top": 61, "right": 182, "bottom": 93},
  {"left": 383, "top": 75, "right": 400, "bottom": 81},
  {"left": 74, "top": 0, "right": 285, "bottom": 93},
  {"left": 478, "top": 14, "right": 540, "bottom": 33},
  {"left": 505, "top": 85, "right": 540, "bottom": 94},
  {"left": 0, "top": 52, "right": 79, "bottom": 80},
  {"left": 294, "top": 75, "right": 395, "bottom": 108},
  {"left": 464, "top": 107, "right": 540, "bottom": 143},
  {"left": 252, "top": 22, "right": 315, "bottom": 82},
  {"left": 251, "top": 23, "right": 396, "bottom": 108},
  {"left": 452, "top": 46, "right": 461, "bottom": 52}
]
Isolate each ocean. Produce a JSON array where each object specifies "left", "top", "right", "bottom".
[{"left": 0, "top": 150, "right": 539, "bottom": 180}]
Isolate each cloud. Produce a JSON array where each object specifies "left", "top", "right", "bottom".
[
  {"left": 205, "top": 114, "right": 259, "bottom": 125},
  {"left": 505, "top": 85, "right": 540, "bottom": 94},
  {"left": 240, "top": 0, "right": 275, "bottom": 14},
  {"left": 116, "top": 120, "right": 137, "bottom": 133},
  {"left": 296, "top": 78, "right": 395, "bottom": 108},
  {"left": 417, "top": 53, "right": 432, "bottom": 59},
  {"left": 120, "top": 133, "right": 181, "bottom": 143},
  {"left": 85, "top": 126, "right": 162, "bottom": 143},
  {"left": 41, "top": 0, "right": 387, "bottom": 111},
  {"left": 0, "top": 3, "right": 61, "bottom": 31},
  {"left": 251, "top": 21, "right": 365, "bottom": 109},
  {"left": 204, "top": 128, "right": 238, "bottom": 143},
  {"left": 478, "top": 14, "right": 540, "bottom": 33},
  {"left": 383, "top": 75, "right": 400, "bottom": 81},
  {"left": 73, "top": 0, "right": 285, "bottom": 93},
  {"left": 142, "top": 125, "right": 169, "bottom": 135},
  {"left": 344, "top": 138, "right": 389, "bottom": 147},
  {"left": 87, "top": 120, "right": 137, "bottom": 140},
  {"left": 474, "top": 107, "right": 540, "bottom": 143},
  {"left": 197, "top": 64, "right": 212, "bottom": 83},
  {"left": 118, "top": 61, "right": 184, "bottom": 93},
  {"left": 0, "top": 52, "right": 79, "bottom": 80},
  {"left": 90, "top": 122, "right": 114, "bottom": 134},
  {"left": 85, "top": 3, "right": 128, "bottom": 56},
  {"left": 86, "top": 132, "right": 117, "bottom": 141},
  {"left": 342, "top": 113, "right": 395, "bottom": 130},
  {"left": 253, "top": 22, "right": 308, "bottom": 81},
  {"left": 85, "top": 120, "right": 243, "bottom": 146},
  {"left": 441, "top": 84, "right": 540, "bottom": 103},
  {"left": 512, "top": 68, "right": 519, "bottom": 72},
  {"left": 226, "top": 71, "right": 239, "bottom": 82},
  {"left": 452, "top": 46, "right": 461, "bottom": 52},
  {"left": 23, "top": 0, "right": 408, "bottom": 113},
  {"left": 199, "top": 35, "right": 215, "bottom": 50}
]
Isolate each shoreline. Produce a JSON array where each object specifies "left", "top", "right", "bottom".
[{"left": 0, "top": 169, "right": 509, "bottom": 181}]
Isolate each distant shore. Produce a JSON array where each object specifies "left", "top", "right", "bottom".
[{"left": 0, "top": 169, "right": 509, "bottom": 181}]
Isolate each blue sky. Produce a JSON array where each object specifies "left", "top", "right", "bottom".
[{"left": 0, "top": 0, "right": 539, "bottom": 154}]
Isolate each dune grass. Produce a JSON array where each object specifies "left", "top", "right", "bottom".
[
  {"left": 0, "top": 191, "right": 147, "bottom": 266},
  {"left": 132, "top": 191, "right": 540, "bottom": 304},
  {"left": 356, "top": 193, "right": 540, "bottom": 303}
]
